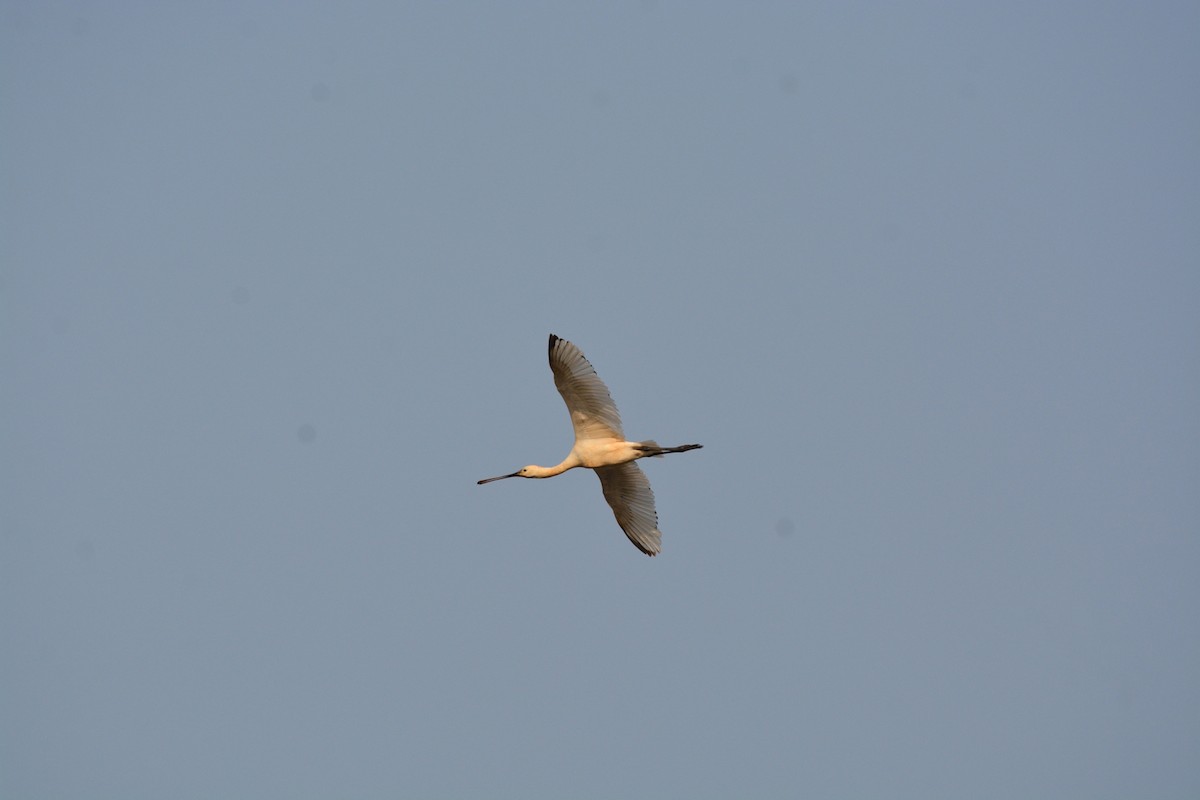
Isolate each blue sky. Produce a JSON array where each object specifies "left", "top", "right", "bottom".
[{"left": 3, "top": 3, "right": 1198, "bottom": 797}]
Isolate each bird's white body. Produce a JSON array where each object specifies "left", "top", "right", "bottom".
[
  {"left": 515, "top": 439, "right": 646, "bottom": 476},
  {"left": 478, "top": 334, "right": 702, "bottom": 556}
]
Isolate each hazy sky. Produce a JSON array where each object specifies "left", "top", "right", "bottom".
[{"left": 3, "top": 3, "right": 1198, "bottom": 798}]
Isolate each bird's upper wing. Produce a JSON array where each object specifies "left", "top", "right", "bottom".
[
  {"left": 548, "top": 334, "right": 625, "bottom": 441},
  {"left": 595, "top": 462, "right": 661, "bottom": 556}
]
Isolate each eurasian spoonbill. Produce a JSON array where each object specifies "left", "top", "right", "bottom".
[{"left": 477, "top": 334, "right": 702, "bottom": 556}]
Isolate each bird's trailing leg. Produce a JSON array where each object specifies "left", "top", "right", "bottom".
[{"left": 634, "top": 441, "right": 703, "bottom": 458}]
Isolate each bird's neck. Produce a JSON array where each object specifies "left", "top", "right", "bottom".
[{"left": 528, "top": 457, "right": 579, "bottom": 478}]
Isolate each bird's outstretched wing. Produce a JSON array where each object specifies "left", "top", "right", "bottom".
[
  {"left": 548, "top": 334, "right": 625, "bottom": 441},
  {"left": 595, "top": 462, "right": 661, "bottom": 556}
]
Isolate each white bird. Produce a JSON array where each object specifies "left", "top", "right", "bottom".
[{"left": 478, "top": 334, "right": 702, "bottom": 556}]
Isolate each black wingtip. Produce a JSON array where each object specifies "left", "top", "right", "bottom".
[{"left": 548, "top": 333, "right": 560, "bottom": 354}]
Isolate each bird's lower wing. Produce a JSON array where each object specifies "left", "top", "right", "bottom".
[{"left": 595, "top": 462, "right": 661, "bottom": 556}]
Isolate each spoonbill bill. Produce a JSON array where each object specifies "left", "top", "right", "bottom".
[{"left": 478, "top": 334, "right": 702, "bottom": 556}]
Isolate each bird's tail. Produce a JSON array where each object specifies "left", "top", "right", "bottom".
[{"left": 635, "top": 441, "right": 703, "bottom": 458}]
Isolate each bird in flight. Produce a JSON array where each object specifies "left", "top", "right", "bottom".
[{"left": 478, "top": 334, "right": 702, "bottom": 556}]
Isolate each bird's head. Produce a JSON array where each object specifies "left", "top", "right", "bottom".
[{"left": 477, "top": 466, "right": 537, "bottom": 484}]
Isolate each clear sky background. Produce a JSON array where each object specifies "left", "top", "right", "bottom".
[{"left": 3, "top": 3, "right": 1198, "bottom": 798}]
